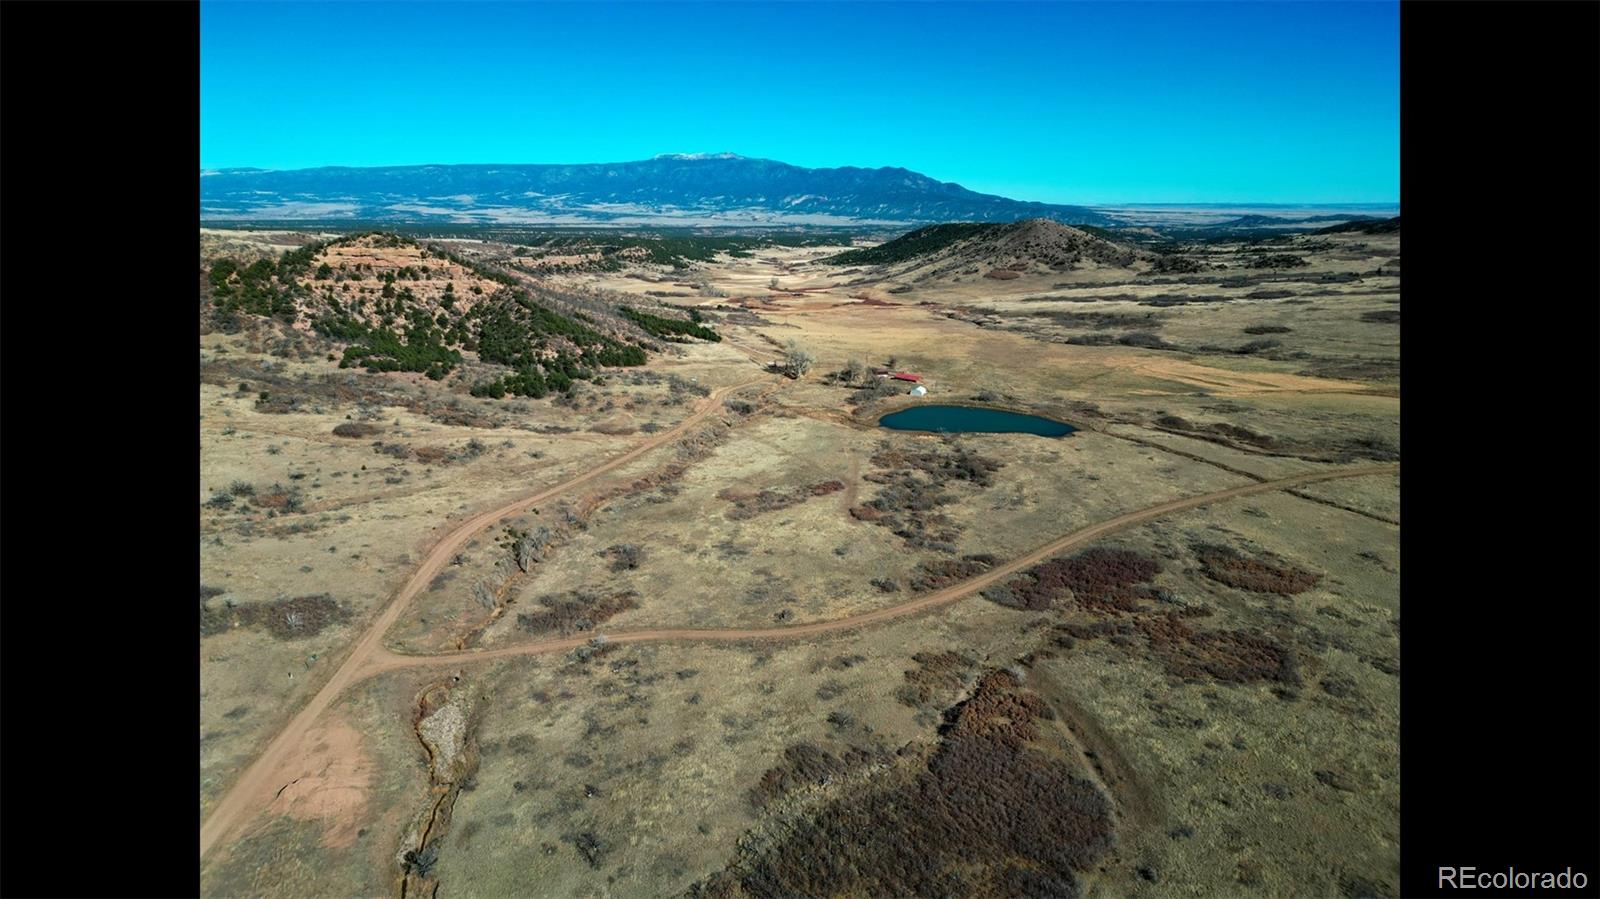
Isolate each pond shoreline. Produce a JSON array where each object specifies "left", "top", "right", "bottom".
[{"left": 878, "top": 404, "right": 1078, "bottom": 438}]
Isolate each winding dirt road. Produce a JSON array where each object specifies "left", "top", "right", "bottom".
[
  {"left": 201, "top": 402, "right": 1396, "bottom": 861},
  {"left": 365, "top": 462, "right": 1400, "bottom": 673},
  {"left": 200, "top": 376, "right": 768, "bottom": 859}
]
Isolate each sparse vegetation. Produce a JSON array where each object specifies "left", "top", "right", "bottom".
[
  {"left": 516, "top": 590, "right": 640, "bottom": 634},
  {"left": 852, "top": 441, "right": 1003, "bottom": 552},
  {"left": 200, "top": 214, "right": 1398, "bottom": 899},
  {"left": 718, "top": 481, "right": 844, "bottom": 520},
  {"left": 1247, "top": 254, "right": 1310, "bottom": 269},
  {"left": 200, "top": 593, "right": 350, "bottom": 640}
]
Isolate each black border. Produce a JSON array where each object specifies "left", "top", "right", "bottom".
[
  {"left": 1399, "top": 2, "right": 1599, "bottom": 896},
  {"left": 2, "top": 2, "right": 200, "bottom": 897},
  {"left": 2, "top": 2, "right": 1597, "bottom": 897}
]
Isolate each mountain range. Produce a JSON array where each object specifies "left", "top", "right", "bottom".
[{"left": 199, "top": 154, "right": 1112, "bottom": 227}]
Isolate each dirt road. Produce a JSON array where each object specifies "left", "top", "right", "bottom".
[
  {"left": 363, "top": 462, "right": 1399, "bottom": 673},
  {"left": 202, "top": 420, "right": 1394, "bottom": 860},
  {"left": 199, "top": 376, "right": 769, "bottom": 859}
]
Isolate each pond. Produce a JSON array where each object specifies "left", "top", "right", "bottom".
[{"left": 878, "top": 405, "right": 1078, "bottom": 437}]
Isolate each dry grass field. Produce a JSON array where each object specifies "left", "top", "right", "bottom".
[{"left": 200, "top": 223, "right": 1399, "bottom": 897}]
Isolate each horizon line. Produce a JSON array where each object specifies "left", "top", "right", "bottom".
[{"left": 198, "top": 160, "right": 1397, "bottom": 209}]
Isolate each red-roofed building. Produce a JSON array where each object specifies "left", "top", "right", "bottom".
[{"left": 890, "top": 372, "right": 924, "bottom": 383}]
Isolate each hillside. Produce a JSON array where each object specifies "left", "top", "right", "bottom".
[
  {"left": 203, "top": 233, "right": 718, "bottom": 397},
  {"left": 198, "top": 155, "right": 1111, "bottom": 227},
  {"left": 830, "top": 218, "right": 1146, "bottom": 283},
  {"left": 1317, "top": 216, "right": 1401, "bottom": 235},
  {"left": 826, "top": 223, "right": 999, "bottom": 266}
]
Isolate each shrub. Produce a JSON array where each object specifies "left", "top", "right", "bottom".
[
  {"left": 848, "top": 379, "right": 905, "bottom": 405},
  {"left": 984, "top": 547, "right": 1159, "bottom": 612},
  {"left": 602, "top": 544, "right": 643, "bottom": 572},
  {"left": 1192, "top": 544, "right": 1320, "bottom": 595},
  {"left": 897, "top": 650, "right": 974, "bottom": 707},
  {"left": 517, "top": 590, "right": 639, "bottom": 634},
  {"left": 200, "top": 593, "right": 350, "bottom": 640},
  {"left": 783, "top": 340, "right": 815, "bottom": 378},
  {"left": 1150, "top": 254, "right": 1202, "bottom": 274},
  {"left": 1137, "top": 614, "right": 1300, "bottom": 684},
  {"left": 699, "top": 669, "right": 1115, "bottom": 897},
  {"left": 747, "top": 743, "right": 890, "bottom": 810},
  {"left": 858, "top": 443, "right": 1003, "bottom": 549},
  {"left": 1235, "top": 339, "right": 1282, "bottom": 354},
  {"left": 1118, "top": 331, "right": 1170, "bottom": 349},
  {"left": 332, "top": 422, "right": 382, "bottom": 438},
  {"left": 619, "top": 306, "right": 721, "bottom": 342},
  {"left": 909, "top": 555, "right": 996, "bottom": 593},
  {"left": 1247, "top": 254, "right": 1310, "bottom": 269},
  {"left": 569, "top": 832, "right": 606, "bottom": 869}
]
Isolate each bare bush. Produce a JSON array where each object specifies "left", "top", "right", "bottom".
[
  {"left": 517, "top": 590, "right": 639, "bottom": 634},
  {"left": 783, "top": 340, "right": 815, "bottom": 379}
]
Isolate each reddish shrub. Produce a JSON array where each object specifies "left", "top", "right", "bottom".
[
  {"left": 413, "top": 445, "right": 453, "bottom": 464},
  {"left": 748, "top": 743, "right": 891, "bottom": 811},
  {"left": 698, "top": 669, "right": 1115, "bottom": 898},
  {"left": 909, "top": 555, "right": 996, "bottom": 593},
  {"left": 937, "top": 669, "right": 1054, "bottom": 750},
  {"left": 1193, "top": 544, "right": 1320, "bottom": 595},
  {"left": 1136, "top": 613, "right": 1299, "bottom": 684},
  {"left": 848, "top": 505, "right": 882, "bottom": 521},
  {"left": 986, "top": 547, "right": 1159, "bottom": 612},
  {"left": 331, "top": 421, "right": 382, "bottom": 438}
]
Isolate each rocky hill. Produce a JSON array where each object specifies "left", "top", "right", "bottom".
[
  {"left": 202, "top": 233, "right": 713, "bottom": 397},
  {"left": 831, "top": 218, "right": 1146, "bottom": 283}
]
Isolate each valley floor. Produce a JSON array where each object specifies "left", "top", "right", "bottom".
[{"left": 200, "top": 228, "right": 1400, "bottom": 898}]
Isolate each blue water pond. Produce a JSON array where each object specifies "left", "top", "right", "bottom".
[{"left": 878, "top": 405, "right": 1077, "bottom": 437}]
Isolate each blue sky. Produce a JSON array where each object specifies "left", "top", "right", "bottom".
[{"left": 200, "top": 2, "right": 1398, "bottom": 204}]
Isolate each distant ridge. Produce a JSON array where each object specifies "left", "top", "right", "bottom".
[
  {"left": 198, "top": 155, "right": 1111, "bottom": 227},
  {"left": 829, "top": 218, "right": 1144, "bottom": 283},
  {"left": 1316, "top": 216, "right": 1400, "bottom": 235}
]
